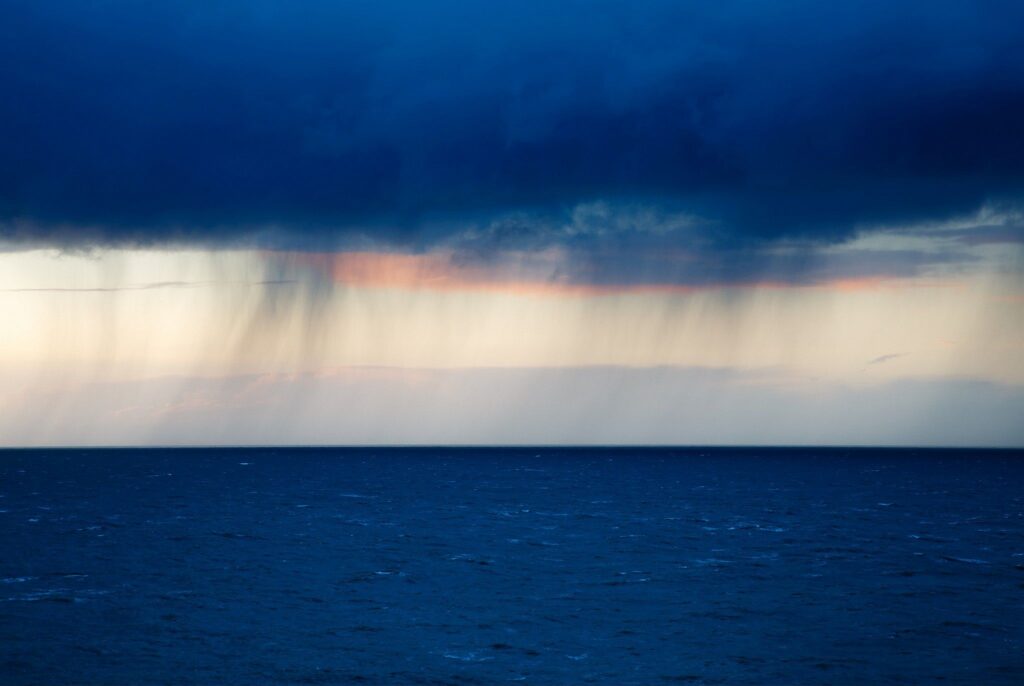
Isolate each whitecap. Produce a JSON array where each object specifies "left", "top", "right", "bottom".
[{"left": 443, "top": 651, "right": 492, "bottom": 662}]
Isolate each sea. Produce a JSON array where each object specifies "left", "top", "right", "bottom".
[{"left": 0, "top": 447, "right": 1021, "bottom": 685}]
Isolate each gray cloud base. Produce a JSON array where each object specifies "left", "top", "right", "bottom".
[{"left": 4, "top": 367, "right": 1023, "bottom": 447}]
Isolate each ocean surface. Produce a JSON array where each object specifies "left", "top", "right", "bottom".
[{"left": 0, "top": 448, "right": 1022, "bottom": 685}]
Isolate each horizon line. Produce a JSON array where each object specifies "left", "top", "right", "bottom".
[{"left": 1, "top": 444, "right": 1021, "bottom": 451}]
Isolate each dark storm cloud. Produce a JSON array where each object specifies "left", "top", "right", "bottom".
[{"left": 1, "top": 0, "right": 1023, "bottom": 250}]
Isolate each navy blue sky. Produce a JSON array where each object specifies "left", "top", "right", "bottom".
[{"left": 1, "top": 0, "right": 1023, "bottom": 257}]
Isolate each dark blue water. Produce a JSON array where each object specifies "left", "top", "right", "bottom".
[{"left": 1, "top": 448, "right": 1022, "bottom": 684}]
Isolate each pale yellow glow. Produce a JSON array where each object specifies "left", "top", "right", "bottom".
[{"left": 1, "top": 246, "right": 1021, "bottom": 391}]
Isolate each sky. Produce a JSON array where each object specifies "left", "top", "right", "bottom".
[{"left": 0, "top": 0, "right": 1022, "bottom": 445}]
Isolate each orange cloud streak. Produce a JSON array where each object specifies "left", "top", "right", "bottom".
[{"left": 273, "top": 250, "right": 952, "bottom": 297}]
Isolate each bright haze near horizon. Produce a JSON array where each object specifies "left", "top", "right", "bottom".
[{"left": 1, "top": 0, "right": 1022, "bottom": 446}]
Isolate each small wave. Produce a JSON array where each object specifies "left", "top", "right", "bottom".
[
  {"left": 694, "top": 558, "right": 731, "bottom": 567},
  {"left": 2, "top": 576, "right": 37, "bottom": 584},
  {"left": 940, "top": 556, "right": 990, "bottom": 565},
  {"left": 443, "top": 651, "right": 493, "bottom": 662}
]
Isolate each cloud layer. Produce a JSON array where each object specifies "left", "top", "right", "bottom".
[
  {"left": 2, "top": 0, "right": 1023, "bottom": 253},
  {"left": 4, "top": 367, "right": 1023, "bottom": 446}
]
